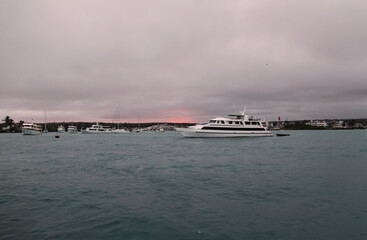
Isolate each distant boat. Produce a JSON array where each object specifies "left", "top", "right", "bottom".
[
  {"left": 112, "top": 128, "right": 129, "bottom": 133},
  {"left": 67, "top": 126, "right": 78, "bottom": 133},
  {"left": 57, "top": 125, "right": 66, "bottom": 133},
  {"left": 176, "top": 108, "right": 272, "bottom": 138},
  {"left": 22, "top": 123, "right": 42, "bottom": 135},
  {"left": 276, "top": 133, "right": 290, "bottom": 137},
  {"left": 81, "top": 123, "right": 113, "bottom": 134}
]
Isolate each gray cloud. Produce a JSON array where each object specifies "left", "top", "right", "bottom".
[{"left": 1, "top": 0, "right": 366, "bottom": 123}]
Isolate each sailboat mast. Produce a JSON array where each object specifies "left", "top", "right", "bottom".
[{"left": 44, "top": 111, "right": 48, "bottom": 132}]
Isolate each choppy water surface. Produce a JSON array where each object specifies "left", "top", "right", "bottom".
[{"left": 1, "top": 130, "right": 367, "bottom": 240}]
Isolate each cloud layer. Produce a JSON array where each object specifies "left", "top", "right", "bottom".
[{"left": 1, "top": 0, "right": 367, "bottom": 122}]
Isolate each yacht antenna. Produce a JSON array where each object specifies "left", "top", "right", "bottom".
[{"left": 233, "top": 100, "right": 237, "bottom": 115}]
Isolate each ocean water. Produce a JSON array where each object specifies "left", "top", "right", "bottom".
[{"left": 1, "top": 130, "right": 367, "bottom": 240}]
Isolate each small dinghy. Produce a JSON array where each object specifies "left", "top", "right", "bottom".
[{"left": 276, "top": 133, "right": 290, "bottom": 137}]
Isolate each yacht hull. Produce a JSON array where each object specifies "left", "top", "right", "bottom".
[
  {"left": 176, "top": 128, "right": 273, "bottom": 138},
  {"left": 22, "top": 129, "right": 42, "bottom": 135}
]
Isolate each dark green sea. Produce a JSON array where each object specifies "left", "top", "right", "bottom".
[{"left": 1, "top": 130, "right": 367, "bottom": 240}]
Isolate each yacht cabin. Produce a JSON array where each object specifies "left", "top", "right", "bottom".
[{"left": 207, "top": 114, "right": 265, "bottom": 128}]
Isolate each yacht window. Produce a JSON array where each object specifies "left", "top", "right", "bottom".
[
  {"left": 221, "top": 121, "right": 225, "bottom": 124},
  {"left": 251, "top": 122, "right": 257, "bottom": 125},
  {"left": 229, "top": 121, "right": 232, "bottom": 124},
  {"left": 209, "top": 120, "right": 215, "bottom": 123},
  {"left": 245, "top": 122, "right": 250, "bottom": 125},
  {"left": 235, "top": 121, "right": 239, "bottom": 124},
  {"left": 240, "top": 122, "right": 244, "bottom": 125}
]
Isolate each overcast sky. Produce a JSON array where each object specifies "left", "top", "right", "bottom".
[{"left": 1, "top": 0, "right": 366, "bottom": 123}]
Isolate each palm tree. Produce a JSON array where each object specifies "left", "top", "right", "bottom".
[{"left": 2, "top": 116, "right": 14, "bottom": 126}]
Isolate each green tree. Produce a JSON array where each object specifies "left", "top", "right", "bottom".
[
  {"left": 2, "top": 116, "right": 14, "bottom": 126},
  {"left": 349, "top": 119, "right": 356, "bottom": 128}
]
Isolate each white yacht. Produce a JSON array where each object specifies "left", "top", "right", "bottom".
[
  {"left": 22, "top": 123, "right": 43, "bottom": 135},
  {"left": 67, "top": 126, "right": 78, "bottom": 133},
  {"left": 81, "top": 123, "right": 113, "bottom": 134},
  {"left": 176, "top": 109, "right": 272, "bottom": 138},
  {"left": 57, "top": 125, "right": 66, "bottom": 133}
]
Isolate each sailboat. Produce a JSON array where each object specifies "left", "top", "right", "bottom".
[
  {"left": 134, "top": 114, "right": 141, "bottom": 132},
  {"left": 111, "top": 105, "right": 128, "bottom": 133}
]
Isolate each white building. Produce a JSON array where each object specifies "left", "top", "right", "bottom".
[{"left": 306, "top": 120, "right": 328, "bottom": 127}]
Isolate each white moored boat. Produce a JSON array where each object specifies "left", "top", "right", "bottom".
[
  {"left": 22, "top": 123, "right": 43, "bottom": 135},
  {"left": 176, "top": 109, "right": 272, "bottom": 138},
  {"left": 81, "top": 123, "right": 113, "bottom": 134},
  {"left": 67, "top": 126, "right": 78, "bottom": 133},
  {"left": 57, "top": 125, "right": 66, "bottom": 133},
  {"left": 112, "top": 128, "right": 129, "bottom": 133}
]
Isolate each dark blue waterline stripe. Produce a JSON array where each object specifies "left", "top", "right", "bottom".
[{"left": 196, "top": 131, "right": 271, "bottom": 134}]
